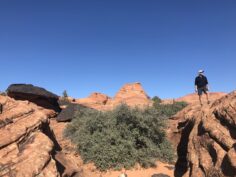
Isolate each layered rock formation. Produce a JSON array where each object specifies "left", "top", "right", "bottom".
[
  {"left": 7, "top": 84, "right": 61, "bottom": 113},
  {"left": 0, "top": 95, "right": 79, "bottom": 177},
  {"left": 168, "top": 91, "right": 236, "bottom": 177},
  {"left": 0, "top": 95, "right": 59, "bottom": 176},
  {"left": 76, "top": 82, "right": 152, "bottom": 110}
]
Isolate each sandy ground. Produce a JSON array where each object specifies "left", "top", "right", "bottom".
[{"left": 50, "top": 119, "right": 174, "bottom": 177}]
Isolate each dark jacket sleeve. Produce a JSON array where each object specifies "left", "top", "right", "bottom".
[{"left": 195, "top": 77, "right": 198, "bottom": 86}]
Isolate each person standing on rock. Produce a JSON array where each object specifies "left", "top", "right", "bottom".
[{"left": 195, "top": 70, "right": 210, "bottom": 106}]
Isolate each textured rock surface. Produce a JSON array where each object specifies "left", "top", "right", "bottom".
[
  {"left": 168, "top": 91, "right": 236, "bottom": 177},
  {"left": 76, "top": 83, "right": 152, "bottom": 110},
  {"left": 0, "top": 95, "right": 79, "bottom": 177},
  {"left": 7, "top": 84, "right": 61, "bottom": 112},
  {"left": 0, "top": 95, "right": 59, "bottom": 177}
]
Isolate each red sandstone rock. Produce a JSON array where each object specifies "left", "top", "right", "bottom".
[
  {"left": 76, "top": 83, "right": 152, "bottom": 110},
  {"left": 0, "top": 96, "right": 79, "bottom": 177},
  {"left": 76, "top": 92, "right": 111, "bottom": 110},
  {"left": 168, "top": 91, "right": 236, "bottom": 177},
  {"left": 0, "top": 95, "right": 59, "bottom": 177},
  {"left": 107, "top": 82, "right": 152, "bottom": 108}
]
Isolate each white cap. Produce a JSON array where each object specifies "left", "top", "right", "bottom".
[{"left": 198, "top": 69, "right": 204, "bottom": 73}]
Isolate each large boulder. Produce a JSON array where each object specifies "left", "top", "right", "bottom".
[
  {"left": 7, "top": 84, "right": 61, "bottom": 112},
  {"left": 170, "top": 91, "right": 236, "bottom": 177},
  {"left": 56, "top": 103, "right": 92, "bottom": 122}
]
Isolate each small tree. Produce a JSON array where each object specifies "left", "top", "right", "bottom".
[
  {"left": 152, "top": 96, "right": 162, "bottom": 105},
  {"left": 62, "top": 90, "right": 68, "bottom": 98}
]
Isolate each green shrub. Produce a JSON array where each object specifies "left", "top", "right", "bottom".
[
  {"left": 152, "top": 96, "right": 162, "bottom": 104},
  {"left": 153, "top": 98, "right": 187, "bottom": 117},
  {"left": 62, "top": 90, "right": 68, "bottom": 98},
  {"left": 64, "top": 104, "right": 175, "bottom": 171}
]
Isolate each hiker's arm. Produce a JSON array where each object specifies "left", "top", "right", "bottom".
[
  {"left": 206, "top": 84, "right": 210, "bottom": 91},
  {"left": 195, "top": 85, "right": 198, "bottom": 93}
]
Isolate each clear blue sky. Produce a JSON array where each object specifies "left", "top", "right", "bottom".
[{"left": 0, "top": 0, "right": 235, "bottom": 99}]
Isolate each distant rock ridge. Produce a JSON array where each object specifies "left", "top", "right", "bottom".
[
  {"left": 76, "top": 82, "right": 152, "bottom": 110},
  {"left": 162, "top": 92, "right": 226, "bottom": 104}
]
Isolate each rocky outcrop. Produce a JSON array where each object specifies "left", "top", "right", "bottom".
[
  {"left": 76, "top": 92, "right": 111, "bottom": 110},
  {"left": 0, "top": 95, "right": 79, "bottom": 177},
  {"left": 170, "top": 91, "right": 236, "bottom": 177},
  {"left": 107, "top": 82, "right": 152, "bottom": 108},
  {"left": 76, "top": 83, "right": 152, "bottom": 110},
  {"left": 7, "top": 84, "right": 61, "bottom": 113},
  {"left": 0, "top": 95, "right": 59, "bottom": 176}
]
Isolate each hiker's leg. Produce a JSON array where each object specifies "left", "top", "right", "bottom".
[
  {"left": 198, "top": 89, "right": 203, "bottom": 106},
  {"left": 199, "top": 95, "right": 203, "bottom": 105},
  {"left": 203, "top": 88, "right": 210, "bottom": 104}
]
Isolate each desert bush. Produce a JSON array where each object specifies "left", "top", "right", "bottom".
[
  {"left": 62, "top": 90, "right": 68, "bottom": 98},
  {"left": 64, "top": 104, "right": 175, "bottom": 171},
  {"left": 153, "top": 98, "right": 187, "bottom": 117},
  {"left": 152, "top": 96, "right": 162, "bottom": 104}
]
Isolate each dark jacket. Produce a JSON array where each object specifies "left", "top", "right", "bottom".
[{"left": 195, "top": 75, "right": 208, "bottom": 88}]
